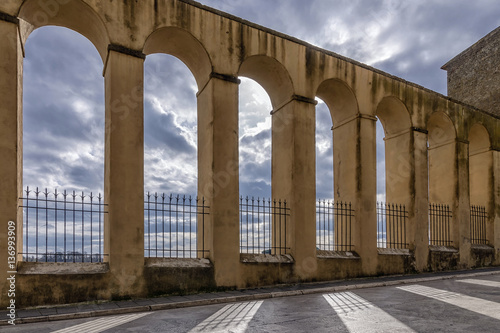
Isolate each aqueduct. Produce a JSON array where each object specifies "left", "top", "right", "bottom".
[{"left": 1, "top": 0, "right": 499, "bottom": 307}]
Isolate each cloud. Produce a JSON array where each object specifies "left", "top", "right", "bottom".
[
  {"left": 21, "top": 1, "right": 500, "bottom": 205},
  {"left": 23, "top": 26, "right": 104, "bottom": 193}
]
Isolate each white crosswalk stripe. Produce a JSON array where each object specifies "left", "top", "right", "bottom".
[
  {"left": 323, "top": 292, "right": 416, "bottom": 332},
  {"left": 397, "top": 284, "right": 500, "bottom": 320},
  {"left": 50, "top": 312, "right": 151, "bottom": 333},
  {"left": 457, "top": 278, "right": 500, "bottom": 288},
  {"left": 188, "top": 301, "right": 263, "bottom": 333}
]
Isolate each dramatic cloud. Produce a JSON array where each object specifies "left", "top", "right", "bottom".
[{"left": 22, "top": 1, "right": 500, "bottom": 203}]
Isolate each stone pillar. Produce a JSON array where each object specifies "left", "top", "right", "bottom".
[
  {"left": 104, "top": 46, "right": 145, "bottom": 298},
  {"left": 0, "top": 14, "right": 23, "bottom": 308},
  {"left": 411, "top": 129, "right": 430, "bottom": 271},
  {"left": 197, "top": 73, "right": 240, "bottom": 287},
  {"left": 272, "top": 95, "right": 317, "bottom": 280},
  {"left": 333, "top": 114, "right": 378, "bottom": 274},
  {"left": 456, "top": 140, "right": 471, "bottom": 266}
]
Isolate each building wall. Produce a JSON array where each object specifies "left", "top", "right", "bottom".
[{"left": 444, "top": 28, "right": 500, "bottom": 116}]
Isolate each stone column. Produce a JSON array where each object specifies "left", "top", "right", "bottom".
[
  {"left": 333, "top": 114, "right": 378, "bottom": 274},
  {"left": 104, "top": 45, "right": 145, "bottom": 298},
  {"left": 411, "top": 129, "right": 430, "bottom": 270},
  {"left": 0, "top": 14, "right": 23, "bottom": 308},
  {"left": 272, "top": 95, "right": 317, "bottom": 280},
  {"left": 197, "top": 73, "right": 240, "bottom": 287},
  {"left": 456, "top": 140, "right": 471, "bottom": 266}
]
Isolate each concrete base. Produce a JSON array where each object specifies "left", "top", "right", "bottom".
[{"left": 470, "top": 244, "right": 496, "bottom": 268}]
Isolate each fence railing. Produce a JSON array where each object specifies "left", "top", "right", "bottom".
[
  {"left": 376, "top": 202, "right": 408, "bottom": 249},
  {"left": 20, "top": 186, "right": 107, "bottom": 263},
  {"left": 429, "top": 203, "right": 453, "bottom": 246},
  {"left": 240, "top": 196, "right": 290, "bottom": 255},
  {"left": 470, "top": 205, "right": 488, "bottom": 245},
  {"left": 316, "top": 200, "right": 354, "bottom": 251},
  {"left": 144, "top": 193, "right": 209, "bottom": 258}
]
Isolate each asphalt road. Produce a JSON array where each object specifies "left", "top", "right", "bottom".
[{"left": 3, "top": 274, "right": 500, "bottom": 332}]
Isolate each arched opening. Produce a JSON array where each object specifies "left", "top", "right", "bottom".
[
  {"left": 315, "top": 79, "right": 358, "bottom": 251},
  {"left": 238, "top": 55, "right": 293, "bottom": 255},
  {"left": 238, "top": 77, "right": 272, "bottom": 199},
  {"left": 316, "top": 79, "right": 358, "bottom": 202},
  {"left": 315, "top": 98, "right": 334, "bottom": 201},
  {"left": 468, "top": 123, "right": 493, "bottom": 245},
  {"left": 143, "top": 27, "right": 211, "bottom": 258},
  {"left": 427, "top": 111, "right": 457, "bottom": 247},
  {"left": 143, "top": 54, "right": 198, "bottom": 195},
  {"left": 22, "top": 26, "right": 105, "bottom": 262},
  {"left": 375, "top": 97, "right": 412, "bottom": 203},
  {"left": 375, "top": 96, "right": 412, "bottom": 249}
]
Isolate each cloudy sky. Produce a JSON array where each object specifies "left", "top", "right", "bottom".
[{"left": 22, "top": 0, "right": 500, "bottom": 202}]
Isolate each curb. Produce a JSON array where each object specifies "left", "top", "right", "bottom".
[{"left": 2, "top": 269, "right": 499, "bottom": 326}]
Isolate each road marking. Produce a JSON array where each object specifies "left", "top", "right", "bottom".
[
  {"left": 397, "top": 285, "right": 500, "bottom": 320},
  {"left": 189, "top": 301, "right": 263, "bottom": 333},
  {"left": 51, "top": 312, "right": 150, "bottom": 333},
  {"left": 457, "top": 278, "right": 500, "bottom": 288},
  {"left": 323, "top": 292, "right": 416, "bottom": 333}
]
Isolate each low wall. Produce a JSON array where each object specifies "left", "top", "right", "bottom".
[{"left": 12, "top": 248, "right": 499, "bottom": 308}]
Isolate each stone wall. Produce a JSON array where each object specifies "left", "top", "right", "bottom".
[{"left": 444, "top": 27, "right": 500, "bottom": 116}]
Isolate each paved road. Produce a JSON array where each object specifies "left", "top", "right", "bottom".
[{"left": 3, "top": 274, "right": 500, "bottom": 332}]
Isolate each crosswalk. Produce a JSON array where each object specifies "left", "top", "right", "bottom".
[
  {"left": 49, "top": 277, "right": 500, "bottom": 333},
  {"left": 323, "top": 292, "right": 416, "bottom": 332},
  {"left": 51, "top": 312, "right": 151, "bottom": 333}
]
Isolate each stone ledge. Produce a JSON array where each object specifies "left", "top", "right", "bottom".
[
  {"left": 17, "top": 262, "right": 109, "bottom": 275},
  {"left": 377, "top": 248, "right": 411, "bottom": 256},
  {"left": 317, "top": 250, "right": 360, "bottom": 259},
  {"left": 240, "top": 253, "right": 294, "bottom": 264},
  {"left": 144, "top": 257, "right": 212, "bottom": 268},
  {"left": 429, "top": 245, "right": 459, "bottom": 253},
  {"left": 471, "top": 244, "right": 495, "bottom": 252}
]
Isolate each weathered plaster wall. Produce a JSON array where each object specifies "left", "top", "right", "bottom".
[{"left": 443, "top": 27, "right": 500, "bottom": 117}]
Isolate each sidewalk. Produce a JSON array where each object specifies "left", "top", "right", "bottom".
[{"left": 2, "top": 267, "right": 500, "bottom": 326}]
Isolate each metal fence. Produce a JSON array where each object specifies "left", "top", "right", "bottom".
[
  {"left": 240, "top": 196, "right": 290, "bottom": 255},
  {"left": 316, "top": 200, "right": 354, "bottom": 251},
  {"left": 470, "top": 205, "right": 488, "bottom": 245},
  {"left": 376, "top": 202, "right": 408, "bottom": 249},
  {"left": 144, "top": 193, "right": 209, "bottom": 258},
  {"left": 429, "top": 203, "right": 453, "bottom": 246},
  {"left": 20, "top": 186, "right": 107, "bottom": 262}
]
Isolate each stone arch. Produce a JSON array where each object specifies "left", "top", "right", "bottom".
[
  {"left": 143, "top": 26, "right": 212, "bottom": 90},
  {"left": 469, "top": 123, "right": 491, "bottom": 154},
  {"left": 316, "top": 79, "right": 358, "bottom": 125},
  {"left": 427, "top": 111, "right": 457, "bottom": 148},
  {"left": 375, "top": 97, "right": 412, "bottom": 204},
  {"left": 314, "top": 79, "right": 359, "bottom": 214},
  {"left": 18, "top": 0, "right": 109, "bottom": 63},
  {"left": 238, "top": 55, "right": 294, "bottom": 109},
  {"left": 375, "top": 96, "right": 411, "bottom": 136}
]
